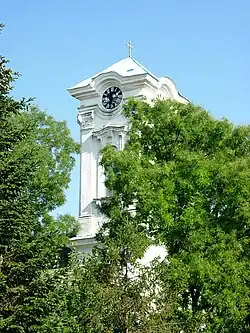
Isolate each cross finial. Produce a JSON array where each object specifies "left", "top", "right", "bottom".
[{"left": 126, "top": 41, "right": 134, "bottom": 58}]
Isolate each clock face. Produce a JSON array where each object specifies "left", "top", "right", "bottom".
[{"left": 102, "top": 87, "right": 123, "bottom": 111}]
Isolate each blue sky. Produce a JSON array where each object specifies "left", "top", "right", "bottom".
[{"left": 1, "top": 0, "right": 250, "bottom": 217}]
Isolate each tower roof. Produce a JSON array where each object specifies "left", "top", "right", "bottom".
[{"left": 69, "top": 57, "right": 158, "bottom": 90}]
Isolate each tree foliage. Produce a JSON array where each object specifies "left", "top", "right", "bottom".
[
  {"left": 60, "top": 223, "right": 167, "bottom": 333},
  {"left": 100, "top": 99, "right": 250, "bottom": 332},
  {"left": 0, "top": 27, "right": 80, "bottom": 332}
]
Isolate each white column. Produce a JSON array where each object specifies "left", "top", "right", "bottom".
[
  {"left": 78, "top": 110, "right": 95, "bottom": 217},
  {"left": 97, "top": 152, "right": 106, "bottom": 198}
]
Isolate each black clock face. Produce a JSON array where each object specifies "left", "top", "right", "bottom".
[{"left": 102, "top": 87, "right": 123, "bottom": 111}]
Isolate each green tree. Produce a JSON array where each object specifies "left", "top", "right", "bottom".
[
  {"left": 100, "top": 99, "right": 250, "bottom": 332},
  {"left": 0, "top": 26, "right": 80, "bottom": 332},
  {"left": 65, "top": 217, "right": 168, "bottom": 333}
]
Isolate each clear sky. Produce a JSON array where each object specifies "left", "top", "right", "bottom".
[{"left": 1, "top": 0, "right": 250, "bottom": 217}]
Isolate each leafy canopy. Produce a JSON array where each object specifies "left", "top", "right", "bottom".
[
  {"left": 100, "top": 98, "right": 250, "bottom": 333},
  {"left": 0, "top": 26, "right": 80, "bottom": 332}
]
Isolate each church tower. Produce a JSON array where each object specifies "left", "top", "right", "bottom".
[{"left": 68, "top": 46, "right": 187, "bottom": 253}]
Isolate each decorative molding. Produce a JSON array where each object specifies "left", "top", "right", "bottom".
[
  {"left": 93, "top": 124, "right": 127, "bottom": 146},
  {"left": 77, "top": 110, "right": 94, "bottom": 130}
]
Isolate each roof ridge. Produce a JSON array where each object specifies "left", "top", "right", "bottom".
[{"left": 131, "top": 57, "right": 158, "bottom": 81}]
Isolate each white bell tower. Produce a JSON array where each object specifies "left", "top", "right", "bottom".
[{"left": 68, "top": 48, "right": 187, "bottom": 253}]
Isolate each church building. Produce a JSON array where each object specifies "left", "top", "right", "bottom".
[{"left": 68, "top": 43, "right": 187, "bottom": 253}]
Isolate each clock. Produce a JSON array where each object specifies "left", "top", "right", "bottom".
[{"left": 102, "top": 86, "right": 123, "bottom": 111}]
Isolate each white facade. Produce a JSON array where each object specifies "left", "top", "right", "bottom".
[{"left": 68, "top": 56, "right": 187, "bottom": 253}]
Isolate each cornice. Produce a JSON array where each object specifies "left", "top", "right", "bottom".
[{"left": 68, "top": 71, "right": 159, "bottom": 101}]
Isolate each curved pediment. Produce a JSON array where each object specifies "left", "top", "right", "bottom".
[{"left": 158, "top": 77, "right": 189, "bottom": 103}]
